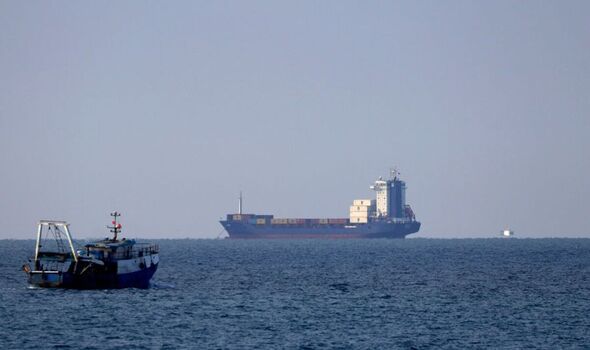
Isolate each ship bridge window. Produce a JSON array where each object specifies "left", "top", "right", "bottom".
[{"left": 89, "top": 250, "right": 104, "bottom": 259}]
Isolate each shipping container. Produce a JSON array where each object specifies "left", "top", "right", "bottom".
[
  {"left": 235, "top": 214, "right": 255, "bottom": 220},
  {"left": 353, "top": 199, "right": 373, "bottom": 206},
  {"left": 350, "top": 205, "right": 371, "bottom": 213},
  {"left": 350, "top": 217, "right": 368, "bottom": 223},
  {"left": 255, "top": 214, "right": 272, "bottom": 218},
  {"left": 328, "top": 218, "right": 348, "bottom": 224}
]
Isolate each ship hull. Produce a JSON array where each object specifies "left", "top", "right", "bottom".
[
  {"left": 220, "top": 221, "right": 420, "bottom": 239},
  {"left": 28, "top": 254, "right": 159, "bottom": 289}
]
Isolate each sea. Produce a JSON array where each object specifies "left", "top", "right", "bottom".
[{"left": 1, "top": 238, "right": 589, "bottom": 349}]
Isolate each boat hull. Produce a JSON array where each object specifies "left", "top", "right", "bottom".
[
  {"left": 28, "top": 254, "right": 159, "bottom": 289},
  {"left": 220, "top": 220, "right": 421, "bottom": 239}
]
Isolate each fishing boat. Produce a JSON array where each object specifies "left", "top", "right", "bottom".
[
  {"left": 501, "top": 229, "right": 514, "bottom": 238},
  {"left": 23, "top": 212, "right": 159, "bottom": 289}
]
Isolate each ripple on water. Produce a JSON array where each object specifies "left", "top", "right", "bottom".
[{"left": 0, "top": 239, "right": 589, "bottom": 349}]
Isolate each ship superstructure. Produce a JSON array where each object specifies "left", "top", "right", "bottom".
[{"left": 220, "top": 170, "right": 420, "bottom": 239}]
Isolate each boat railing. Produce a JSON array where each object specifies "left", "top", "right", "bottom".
[
  {"left": 32, "top": 259, "right": 68, "bottom": 272},
  {"left": 111, "top": 244, "right": 159, "bottom": 260}
]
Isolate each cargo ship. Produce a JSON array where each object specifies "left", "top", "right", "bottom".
[
  {"left": 23, "top": 212, "right": 159, "bottom": 289},
  {"left": 220, "top": 170, "right": 421, "bottom": 239}
]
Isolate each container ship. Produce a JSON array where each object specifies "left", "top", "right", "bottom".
[{"left": 220, "top": 170, "right": 421, "bottom": 239}]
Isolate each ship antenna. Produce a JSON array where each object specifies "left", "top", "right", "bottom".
[
  {"left": 107, "top": 211, "right": 122, "bottom": 241},
  {"left": 390, "top": 167, "right": 399, "bottom": 180},
  {"left": 238, "top": 192, "right": 243, "bottom": 215}
]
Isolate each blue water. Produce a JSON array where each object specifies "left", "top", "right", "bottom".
[{"left": 1, "top": 239, "right": 589, "bottom": 349}]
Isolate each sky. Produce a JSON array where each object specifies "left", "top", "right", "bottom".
[{"left": 1, "top": 1, "right": 589, "bottom": 239}]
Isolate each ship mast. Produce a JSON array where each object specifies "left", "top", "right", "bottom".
[
  {"left": 390, "top": 167, "right": 399, "bottom": 181},
  {"left": 238, "top": 192, "right": 243, "bottom": 215},
  {"left": 107, "top": 211, "right": 122, "bottom": 241}
]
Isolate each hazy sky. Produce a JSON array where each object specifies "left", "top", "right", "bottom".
[{"left": 1, "top": 1, "right": 588, "bottom": 239}]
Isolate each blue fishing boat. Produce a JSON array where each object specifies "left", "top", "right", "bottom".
[{"left": 24, "top": 212, "right": 159, "bottom": 289}]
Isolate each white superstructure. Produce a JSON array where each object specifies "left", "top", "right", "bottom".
[
  {"left": 370, "top": 179, "right": 389, "bottom": 217},
  {"left": 369, "top": 169, "right": 407, "bottom": 219},
  {"left": 502, "top": 229, "right": 514, "bottom": 237}
]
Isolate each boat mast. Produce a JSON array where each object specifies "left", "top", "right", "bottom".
[
  {"left": 63, "top": 223, "right": 78, "bottom": 263},
  {"left": 34, "top": 222, "right": 42, "bottom": 263},
  {"left": 108, "top": 211, "right": 122, "bottom": 241}
]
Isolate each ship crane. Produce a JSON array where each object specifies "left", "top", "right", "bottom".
[{"left": 238, "top": 192, "right": 243, "bottom": 215}]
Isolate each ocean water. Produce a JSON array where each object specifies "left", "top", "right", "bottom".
[{"left": 1, "top": 238, "right": 589, "bottom": 349}]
